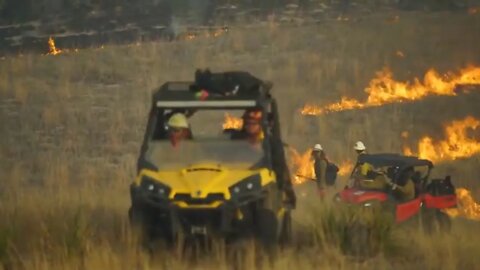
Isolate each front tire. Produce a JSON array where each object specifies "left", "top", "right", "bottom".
[{"left": 255, "top": 208, "right": 279, "bottom": 250}]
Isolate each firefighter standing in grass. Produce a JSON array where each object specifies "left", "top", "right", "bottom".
[{"left": 312, "top": 144, "right": 328, "bottom": 196}]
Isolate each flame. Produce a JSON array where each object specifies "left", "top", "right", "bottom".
[
  {"left": 403, "top": 116, "right": 480, "bottom": 162},
  {"left": 180, "top": 27, "right": 228, "bottom": 41},
  {"left": 288, "top": 148, "right": 314, "bottom": 184},
  {"left": 222, "top": 113, "right": 243, "bottom": 130},
  {"left": 301, "top": 97, "right": 363, "bottom": 115},
  {"left": 338, "top": 160, "right": 354, "bottom": 176},
  {"left": 47, "top": 37, "right": 62, "bottom": 55},
  {"left": 288, "top": 147, "right": 353, "bottom": 185},
  {"left": 43, "top": 28, "right": 227, "bottom": 56},
  {"left": 469, "top": 7, "right": 479, "bottom": 15},
  {"left": 443, "top": 188, "right": 480, "bottom": 221},
  {"left": 300, "top": 66, "right": 480, "bottom": 115}
]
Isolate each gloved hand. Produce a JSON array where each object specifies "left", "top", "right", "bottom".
[
  {"left": 384, "top": 177, "right": 398, "bottom": 189},
  {"left": 384, "top": 177, "right": 392, "bottom": 185}
]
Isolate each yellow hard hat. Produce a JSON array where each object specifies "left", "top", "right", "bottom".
[{"left": 167, "top": 113, "right": 189, "bottom": 129}]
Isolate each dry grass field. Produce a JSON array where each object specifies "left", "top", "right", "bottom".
[{"left": 1, "top": 9, "right": 480, "bottom": 270}]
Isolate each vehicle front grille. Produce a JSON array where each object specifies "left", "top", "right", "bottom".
[{"left": 173, "top": 193, "right": 225, "bottom": 204}]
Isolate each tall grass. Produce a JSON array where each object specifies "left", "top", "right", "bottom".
[{"left": 1, "top": 10, "right": 480, "bottom": 269}]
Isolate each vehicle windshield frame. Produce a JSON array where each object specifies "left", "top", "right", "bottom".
[
  {"left": 350, "top": 154, "right": 433, "bottom": 183},
  {"left": 146, "top": 105, "right": 273, "bottom": 170}
]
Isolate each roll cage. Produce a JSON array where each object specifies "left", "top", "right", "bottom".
[
  {"left": 136, "top": 76, "right": 292, "bottom": 191},
  {"left": 352, "top": 153, "right": 434, "bottom": 188}
]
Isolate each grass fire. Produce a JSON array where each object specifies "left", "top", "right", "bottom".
[
  {"left": 403, "top": 116, "right": 480, "bottom": 162},
  {"left": 2, "top": 2, "right": 480, "bottom": 270},
  {"left": 301, "top": 66, "right": 480, "bottom": 116}
]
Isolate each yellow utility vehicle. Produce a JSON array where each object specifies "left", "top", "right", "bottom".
[{"left": 129, "top": 70, "right": 296, "bottom": 248}]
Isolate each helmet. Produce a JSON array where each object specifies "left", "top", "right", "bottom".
[
  {"left": 312, "top": 144, "right": 323, "bottom": 151},
  {"left": 353, "top": 141, "right": 366, "bottom": 151},
  {"left": 167, "top": 113, "right": 189, "bottom": 129}
]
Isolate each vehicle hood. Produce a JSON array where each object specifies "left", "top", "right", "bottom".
[{"left": 137, "top": 163, "right": 273, "bottom": 199}]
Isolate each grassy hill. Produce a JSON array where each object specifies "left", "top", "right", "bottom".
[{"left": 0, "top": 9, "right": 479, "bottom": 270}]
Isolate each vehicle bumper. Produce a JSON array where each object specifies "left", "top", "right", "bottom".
[{"left": 130, "top": 185, "right": 264, "bottom": 235}]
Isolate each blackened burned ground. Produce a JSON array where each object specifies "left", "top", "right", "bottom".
[{"left": 0, "top": 0, "right": 475, "bottom": 56}]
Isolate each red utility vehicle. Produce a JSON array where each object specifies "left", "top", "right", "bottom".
[{"left": 335, "top": 154, "right": 456, "bottom": 228}]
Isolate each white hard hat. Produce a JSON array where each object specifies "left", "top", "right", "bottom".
[
  {"left": 313, "top": 144, "right": 323, "bottom": 151},
  {"left": 354, "top": 141, "right": 366, "bottom": 151}
]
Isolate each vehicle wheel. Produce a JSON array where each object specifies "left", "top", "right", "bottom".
[
  {"left": 279, "top": 211, "right": 292, "bottom": 246},
  {"left": 255, "top": 208, "right": 279, "bottom": 250},
  {"left": 343, "top": 222, "right": 371, "bottom": 257},
  {"left": 434, "top": 210, "right": 452, "bottom": 232},
  {"left": 421, "top": 208, "right": 452, "bottom": 233},
  {"left": 128, "top": 204, "right": 155, "bottom": 246},
  {"left": 129, "top": 204, "right": 147, "bottom": 228}
]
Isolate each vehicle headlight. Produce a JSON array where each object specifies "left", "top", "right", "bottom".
[
  {"left": 229, "top": 174, "right": 261, "bottom": 199},
  {"left": 140, "top": 176, "right": 171, "bottom": 199}
]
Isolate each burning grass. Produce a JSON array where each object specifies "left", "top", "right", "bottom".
[
  {"left": 301, "top": 66, "right": 480, "bottom": 116},
  {"left": 222, "top": 113, "right": 243, "bottom": 130},
  {"left": 47, "top": 37, "right": 63, "bottom": 56},
  {"left": 444, "top": 188, "right": 480, "bottom": 221},
  {"left": 403, "top": 116, "right": 480, "bottom": 162}
]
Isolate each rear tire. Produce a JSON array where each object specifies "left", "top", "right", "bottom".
[
  {"left": 421, "top": 208, "right": 452, "bottom": 234},
  {"left": 343, "top": 222, "right": 371, "bottom": 257},
  {"left": 434, "top": 210, "right": 452, "bottom": 232}
]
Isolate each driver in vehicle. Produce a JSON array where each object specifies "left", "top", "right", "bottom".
[
  {"left": 388, "top": 167, "right": 416, "bottom": 201},
  {"left": 356, "top": 165, "right": 390, "bottom": 191},
  {"left": 231, "top": 108, "right": 265, "bottom": 147},
  {"left": 358, "top": 165, "right": 415, "bottom": 202},
  {"left": 166, "top": 112, "right": 192, "bottom": 147}
]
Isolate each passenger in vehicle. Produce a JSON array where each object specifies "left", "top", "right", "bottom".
[
  {"left": 166, "top": 112, "right": 192, "bottom": 147},
  {"left": 390, "top": 167, "right": 416, "bottom": 201},
  {"left": 356, "top": 166, "right": 390, "bottom": 191}
]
